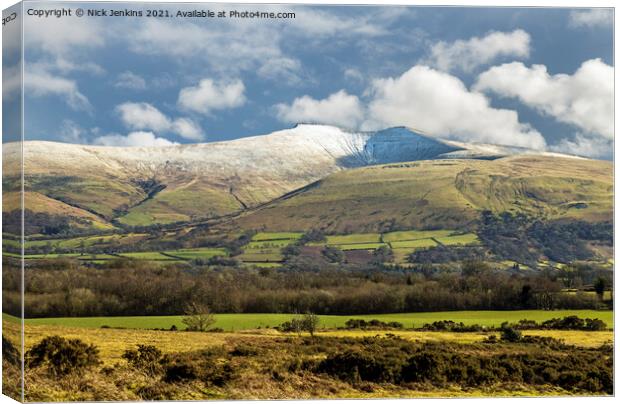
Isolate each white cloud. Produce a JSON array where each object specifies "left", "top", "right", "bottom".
[
  {"left": 275, "top": 90, "right": 365, "bottom": 129},
  {"left": 116, "top": 102, "right": 171, "bottom": 132},
  {"left": 569, "top": 9, "right": 613, "bottom": 28},
  {"left": 127, "top": 19, "right": 300, "bottom": 81},
  {"left": 475, "top": 59, "right": 613, "bottom": 139},
  {"left": 59, "top": 120, "right": 85, "bottom": 143},
  {"left": 178, "top": 79, "right": 246, "bottom": 115},
  {"left": 344, "top": 68, "right": 364, "bottom": 83},
  {"left": 550, "top": 134, "right": 612, "bottom": 159},
  {"left": 115, "top": 71, "right": 146, "bottom": 90},
  {"left": 257, "top": 58, "right": 302, "bottom": 84},
  {"left": 290, "top": 8, "right": 386, "bottom": 37},
  {"left": 365, "top": 65, "right": 546, "bottom": 149},
  {"left": 24, "top": 15, "right": 104, "bottom": 55},
  {"left": 171, "top": 118, "right": 204, "bottom": 141},
  {"left": 25, "top": 70, "right": 92, "bottom": 111},
  {"left": 93, "top": 131, "right": 178, "bottom": 147},
  {"left": 2, "top": 64, "right": 21, "bottom": 100},
  {"left": 424, "top": 29, "right": 530, "bottom": 73},
  {"left": 115, "top": 102, "right": 205, "bottom": 141}
]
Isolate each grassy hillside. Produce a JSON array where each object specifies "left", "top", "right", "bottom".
[{"left": 234, "top": 156, "right": 612, "bottom": 232}]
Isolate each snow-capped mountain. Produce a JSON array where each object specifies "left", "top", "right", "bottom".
[{"left": 3, "top": 124, "right": 584, "bottom": 227}]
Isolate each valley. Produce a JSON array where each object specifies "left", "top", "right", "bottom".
[{"left": 2, "top": 124, "right": 614, "bottom": 400}]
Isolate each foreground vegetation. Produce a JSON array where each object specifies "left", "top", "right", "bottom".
[
  {"left": 2, "top": 319, "right": 613, "bottom": 401},
  {"left": 4, "top": 310, "right": 613, "bottom": 331}
]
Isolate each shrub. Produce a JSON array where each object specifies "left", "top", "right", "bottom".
[
  {"left": 500, "top": 326, "right": 522, "bottom": 342},
  {"left": 2, "top": 336, "right": 20, "bottom": 365},
  {"left": 163, "top": 349, "right": 236, "bottom": 386},
  {"left": 318, "top": 349, "right": 406, "bottom": 384},
  {"left": 344, "top": 319, "right": 404, "bottom": 330},
  {"left": 420, "top": 320, "right": 483, "bottom": 332},
  {"left": 25, "top": 336, "right": 100, "bottom": 376},
  {"left": 122, "top": 344, "right": 163, "bottom": 375}
]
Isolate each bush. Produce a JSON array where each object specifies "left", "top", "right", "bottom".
[
  {"left": 122, "top": 344, "right": 163, "bottom": 375},
  {"left": 163, "top": 349, "right": 236, "bottom": 386},
  {"left": 500, "top": 325, "right": 522, "bottom": 342},
  {"left": 2, "top": 336, "right": 20, "bottom": 365},
  {"left": 26, "top": 336, "right": 100, "bottom": 376},
  {"left": 318, "top": 349, "right": 406, "bottom": 384},
  {"left": 419, "top": 320, "right": 484, "bottom": 332},
  {"left": 344, "top": 319, "right": 404, "bottom": 330},
  {"left": 540, "top": 316, "right": 607, "bottom": 331}
]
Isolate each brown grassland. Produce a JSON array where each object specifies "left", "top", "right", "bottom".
[{"left": 2, "top": 320, "right": 613, "bottom": 401}]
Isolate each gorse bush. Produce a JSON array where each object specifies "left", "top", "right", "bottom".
[
  {"left": 26, "top": 336, "right": 100, "bottom": 376},
  {"left": 315, "top": 339, "right": 612, "bottom": 394},
  {"left": 344, "top": 319, "right": 404, "bottom": 330},
  {"left": 163, "top": 348, "right": 236, "bottom": 386},
  {"left": 122, "top": 344, "right": 163, "bottom": 375},
  {"left": 419, "top": 320, "right": 484, "bottom": 332},
  {"left": 2, "top": 336, "right": 20, "bottom": 365},
  {"left": 508, "top": 316, "right": 607, "bottom": 331}
]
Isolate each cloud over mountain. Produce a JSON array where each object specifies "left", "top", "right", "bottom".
[{"left": 423, "top": 29, "right": 530, "bottom": 73}]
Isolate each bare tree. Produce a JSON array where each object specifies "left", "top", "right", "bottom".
[{"left": 182, "top": 302, "right": 216, "bottom": 331}]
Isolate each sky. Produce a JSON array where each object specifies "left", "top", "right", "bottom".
[{"left": 2, "top": 2, "right": 614, "bottom": 159}]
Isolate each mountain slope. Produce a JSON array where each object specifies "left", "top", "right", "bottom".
[
  {"left": 232, "top": 155, "right": 612, "bottom": 233},
  {"left": 3, "top": 124, "right": 590, "bottom": 229}
]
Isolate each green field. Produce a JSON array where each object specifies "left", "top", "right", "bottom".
[
  {"left": 339, "top": 243, "right": 387, "bottom": 251},
  {"left": 390, "top": 239, "right": 437, "bottom": 249},
  {"left": 246, "top": 240, "right": 296, "bottom": 249},
  {"left": 118, "top": 252, "right": 177, "bottom": 261},
  {"left": 251, "top": 232, "right": 302, "bottom": 241},
  {"left": 382, "top": 230, "right": 454, "bottom": 242},
  {"left": 164, "top": 248, "right": 227, "bottom": 260},
  {"left": 8, "top": 310, "right": 612, "bottom": 331},
  {"left": 436, "top": 233, "right": 481, "bottom": 245},
  {"left": 325, "top": 233, "right": 381, "bottom": 244}
]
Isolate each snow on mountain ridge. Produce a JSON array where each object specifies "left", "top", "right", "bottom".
[{"left": 6, "top": 124, "right": 581, "bottom": 181}]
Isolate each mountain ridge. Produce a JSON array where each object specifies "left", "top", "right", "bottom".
[{"left": 2, "top": 124, "right": 601, "bottom": 231}]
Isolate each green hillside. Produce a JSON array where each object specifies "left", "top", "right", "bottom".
[{"left": 234, "top": 155, "right": 612, "bottom": 233}]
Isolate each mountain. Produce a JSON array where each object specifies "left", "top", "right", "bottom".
[
  {"left": 2, "top": 124, "right": 606, "bottom": 232},
  {"left": 233, "top": 155, "right": 612, "bottom": 233}
]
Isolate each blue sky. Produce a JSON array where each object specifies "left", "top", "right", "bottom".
[{"left": 3, "top": 2, "right": 614, "bottom": 158}]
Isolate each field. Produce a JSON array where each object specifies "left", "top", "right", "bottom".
[
  {"left": 7, "top": 310, "right": 613, "bottom": 331},
  {"left": 2, "top": 313, "right": 613, "bottom": 401}
]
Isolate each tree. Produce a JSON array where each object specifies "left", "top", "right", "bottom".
[
  {"left": 500, "top": 323, "right": 522, "bottom": 342},
  {"left": 372, "top": 246, "right": 394, "bottom": 264},
  {"left": 322, "top": 246, "right": 345, "bottom": 263},
  {"left": 302, "top": 313, "right": 320, "bottom": 338},
  {"left": 594, "top": 277, "right": 607, "bottom": 300},
  {"left": 182, "top": 302, "right": 216, "bottom": 331}
]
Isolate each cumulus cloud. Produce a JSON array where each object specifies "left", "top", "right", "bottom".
[
  {"left": 25, "top": 70, "right": 92, "bottom": 111},
  {"left": 344, "top": 68, "right": 364, "bottom": 83},
  {"left": 549, "top": 134, "right": 612, "bottom": 160},
  {"left": 178, "top": 79, "right": 246, "bottom": 115},
  {"left": 115, "top": 71, "right": 147, "bottom": 90},
  {"left": 127, "top": 19, "right": 302, "bottom": 82},
  {"left": 275, "top": 90, "right": 365, "bottom": 128},
  {"left": 424, "top": 29, "right": 530, "bottom": 73},
  {"left": 2, "top": 64, "right": 21, "bottom": 100},
  {"left": 171, "top": 118, "right": 204, "bottom": 142},
  {"left": 569, "top": 9, "right": 613, "bottom": 28},
  {"left": 116, "top": 102, "right": 171, "bottom": 132},
  {"left": 59, "top": 120, "right": 85, "bottom": 143},
  {"left": 93, "top": 131, "right": 178, "bottom": 147},
  {"left": 116, "top": 102, "right": 205, "bottom": 141},
  {"left": 474, "top": 59, "right": 613, "bottom": 139},
  {"left": 24, "top": 15, "right": 104, "bottom": 55},
  {"left": 364, "top": 65, "right": 546, "bottom": 149}
]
